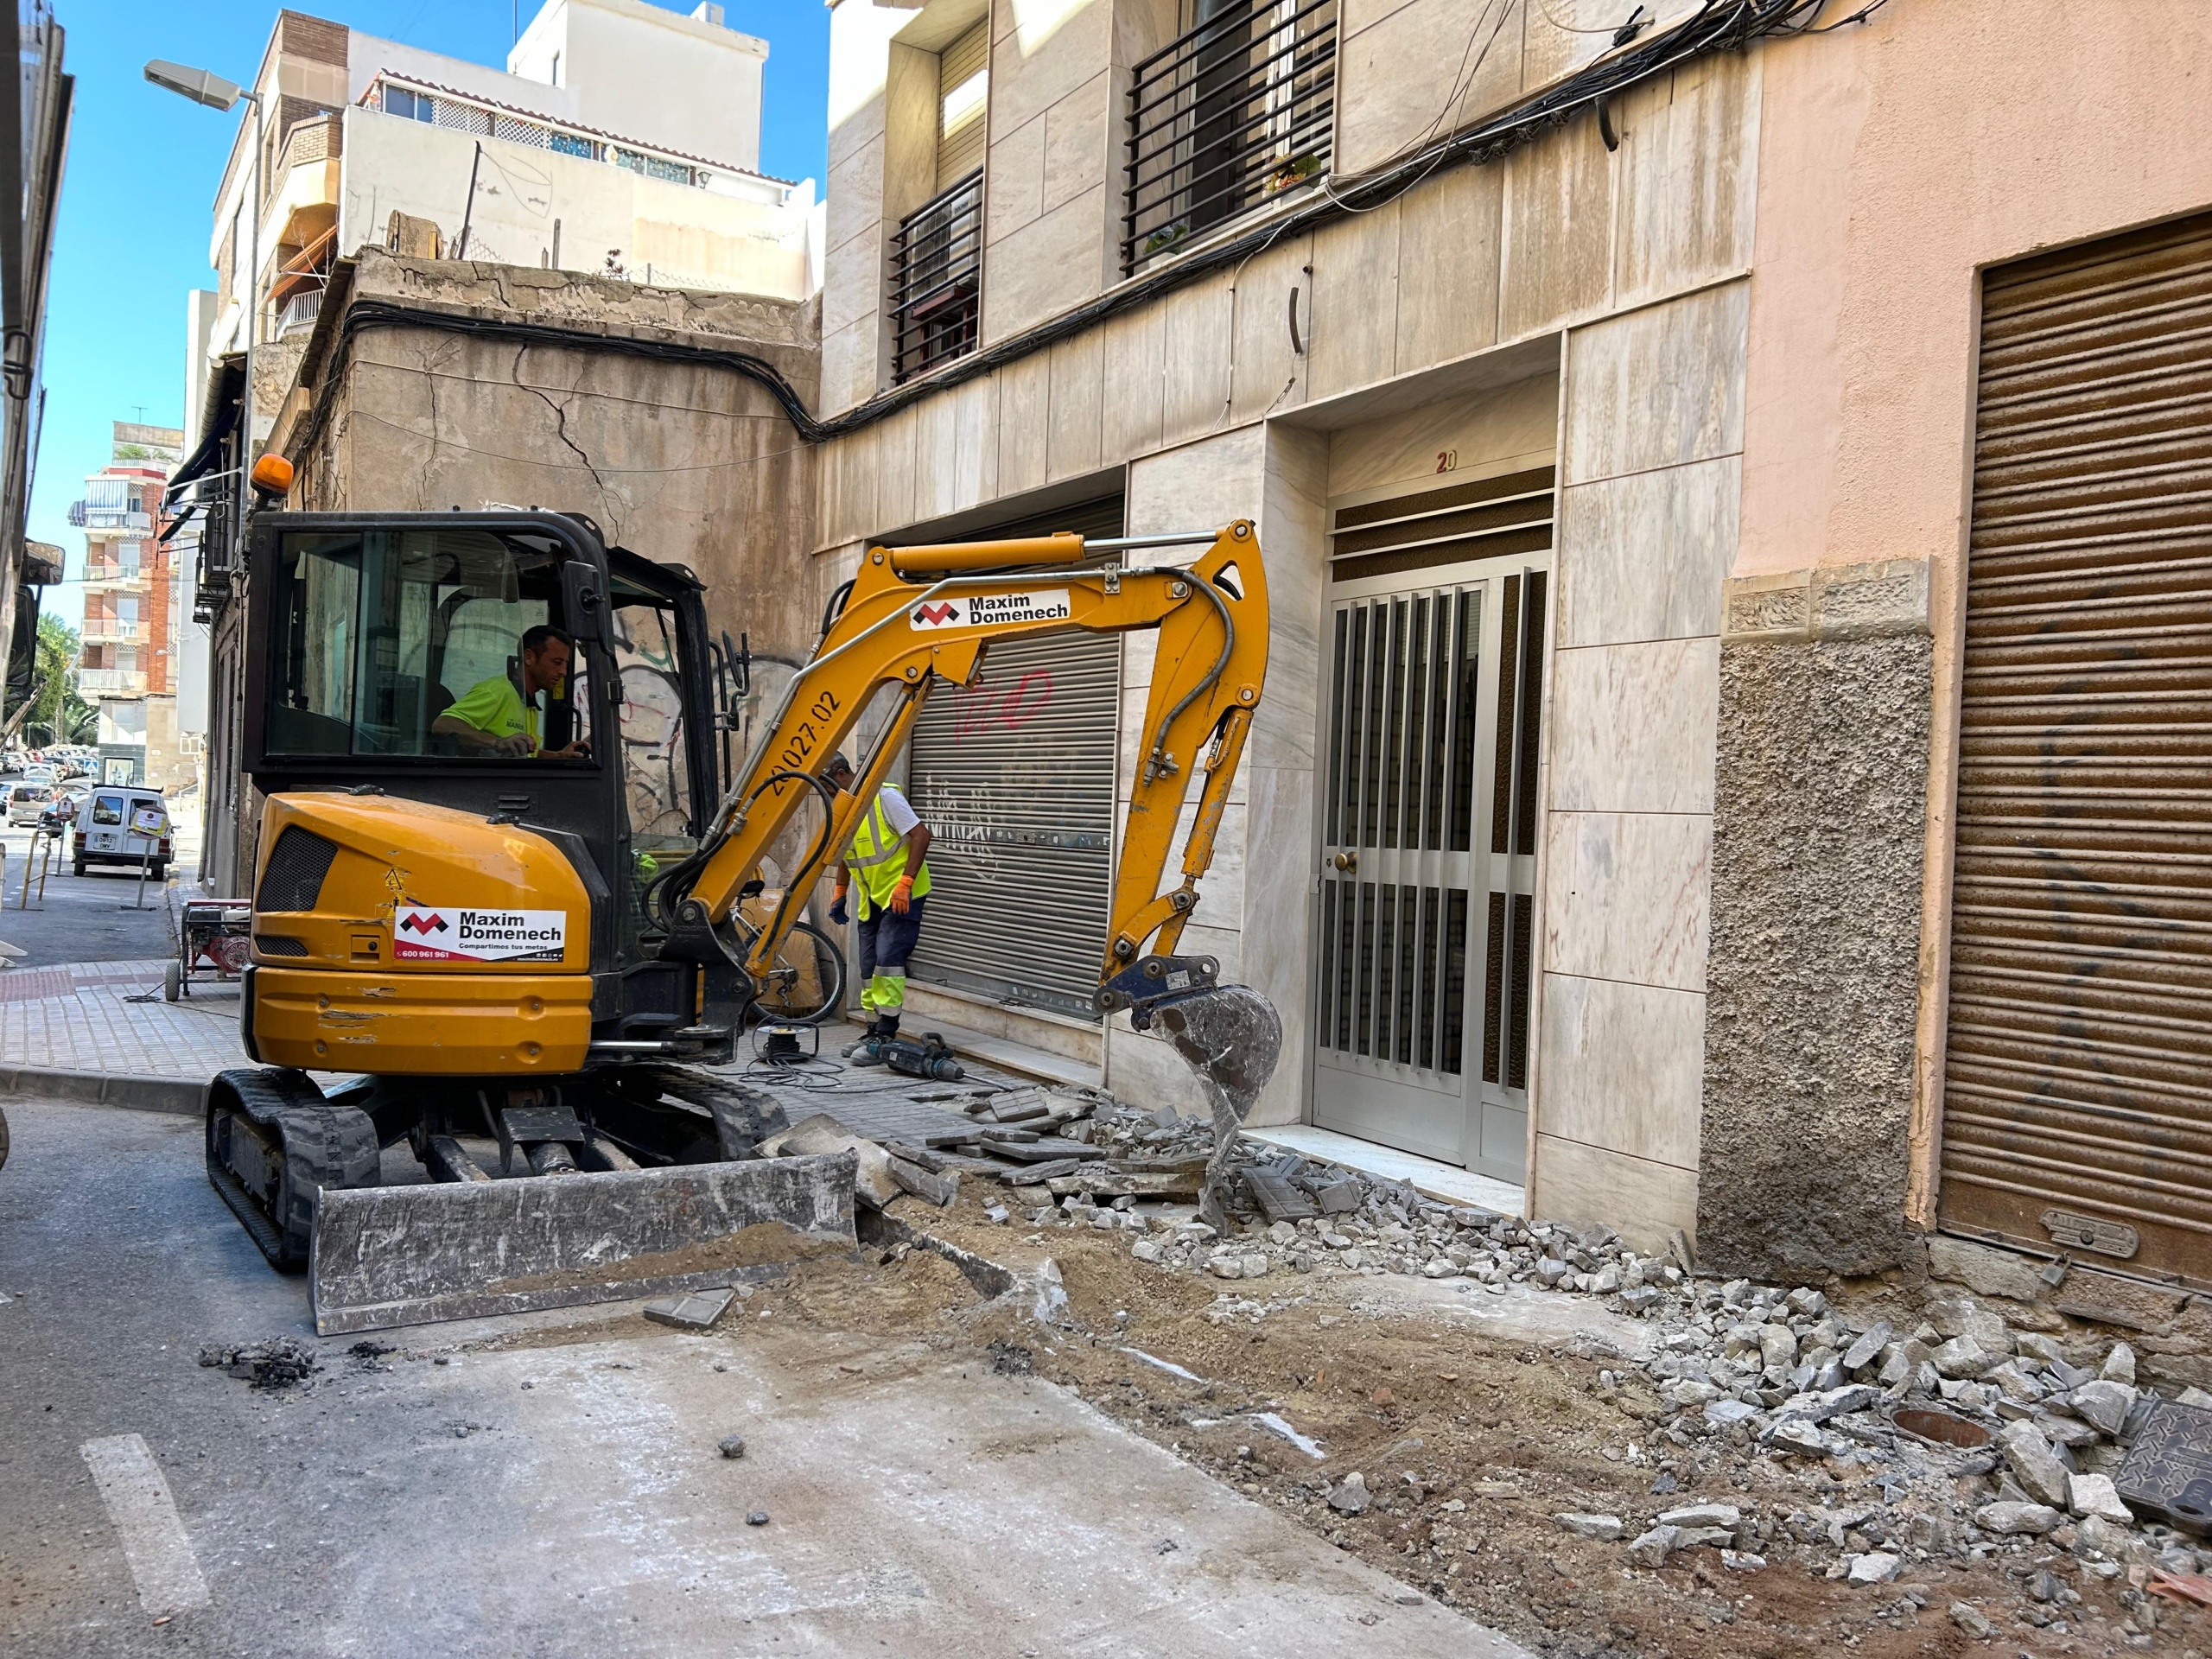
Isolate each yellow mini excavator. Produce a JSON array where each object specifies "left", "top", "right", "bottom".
[{"left": 206, "top": 505, "right": 1278, "bottom": 1332}]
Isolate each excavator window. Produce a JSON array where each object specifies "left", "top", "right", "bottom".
[
  {"left": 610, "top": 588, "right": 699, "bottom": 939},
  {"left": 264, "top": 526, "right": 597, "bottom": 764}
]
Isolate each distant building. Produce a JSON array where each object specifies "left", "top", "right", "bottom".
[
  {"left": 173, "top": 1, "right": 821, "bottom": 876},
  {"left": 200, "top": 2, "right": 817, "bottom": 448},
  {"left": 74, "top": 423, "right": 188, "bottom": 788},
  {"left": 1, "top": 7, "right": 72, "bottom": 722}
]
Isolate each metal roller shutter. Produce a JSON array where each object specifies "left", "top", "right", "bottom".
[
  {"left": 1940, "top": 210, "right": 2212, "bottom": 1288},
  {"left": 902, "top": 496, "right": 1124, "bottom": 1020},
  {"left": 936, "top": 22, "right": 988, "bottom": 194}
]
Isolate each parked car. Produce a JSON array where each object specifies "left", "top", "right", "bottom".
[
  {"left": 73, "top": 786, "right": 172, "bottom": 877},
  {"left": 22, "top": 763, "right": 55, "bottom": 786},
  {"left": 6, "top": 783, "right": 50, "bottom": 826}
]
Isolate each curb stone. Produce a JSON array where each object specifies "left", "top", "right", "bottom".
[{"left": 0, "top": 1065, "right": 206, "bottom": 1116}]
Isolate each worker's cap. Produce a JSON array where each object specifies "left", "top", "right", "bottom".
[{"left": 819, "top": 752, "right": 853, "bottom": 779}]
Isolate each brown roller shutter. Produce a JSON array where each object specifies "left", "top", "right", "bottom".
[{"left": 1940, "top": 210, "right": 2212, "bottom": 1288}]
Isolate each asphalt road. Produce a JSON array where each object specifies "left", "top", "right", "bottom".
[
  {"left": 0, "top": 777, "right": 193, "bottom": 966},
  {"left": 0, "top": 1098, "right": 1526, "bottom": 1659}
]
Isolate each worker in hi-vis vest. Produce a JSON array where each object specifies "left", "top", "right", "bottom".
[{"left": 822, "top": 752, "right": 933, "bottom": 1065}]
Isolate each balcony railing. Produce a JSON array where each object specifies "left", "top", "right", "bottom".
[
  {"left": 78, "top": 669, "right": 148, "bottom": 696},
  {"left": 85, "top": 620, "right": 142, "bottom": 642},
  {"left": 276, "top": 289, "right": 324, "bottom": 337},
  {"left": 1122, "top": 0, "right": 1337, "bottom": 274},
  {"left": 889, "top": 169, "right": 983, "bottom": 384}
]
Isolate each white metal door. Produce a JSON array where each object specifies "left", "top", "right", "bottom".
[{"left": 1313, "top": 557, "right": 1548, "bottom": 1181}]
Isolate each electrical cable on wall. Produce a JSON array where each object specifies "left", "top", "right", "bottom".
[{"left": 287, "top": 0, "right": 1881, "bottom": 466}]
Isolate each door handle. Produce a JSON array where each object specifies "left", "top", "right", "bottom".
[{"left": 1329, "top": 851, "right": 1357, "bottom": 873}]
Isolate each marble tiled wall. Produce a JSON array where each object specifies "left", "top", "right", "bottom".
[
  {"left": 810, "top": 30, "right": 1766, "bottom": 1221},
  {"left": 1532, "top": 279, "right": 1748, "bottom": 1252},
  {"left": 1101, "top": 424, "right": 1326, "bottom": 1126}
]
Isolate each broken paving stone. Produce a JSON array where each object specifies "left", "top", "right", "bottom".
[
  {"left": 2071, "top": 1378, "right": 2137, "bottom": 1437},
  {"left": 2101, "top": 1342, "right": 2138, "bottom": 1385},
  {"left": 1841, "top": 1320, "right": 1892, "bottom": 1374},
  {"left": 1999, "top": 1420, "right": 2075, "bottom": 1510},
  {"left": 1704, "top": 1398, "right": 1762, "bottom": 1430},
  {"left": 1975, "top": 1500, "right": 2063, "bottom": 1536},
  {"left": 1421, "top": 1258, "right": 1461, "bottom": 1280},
  {"left": 1626, "top": 1525, "right": 1683, "bottom": 1567},
  {"left": 1327, "top": 1473, "right": 1371, "bottom": 1515},
  {"left": 1949, "top": 1601, "right": 1994, "bottom": 1637},
  {"left": 718, "top": 1435, "right": 746, "bottom": 1459},
  {"left": 1720, "top": 1549, "right": 1766, "bottom": 1572},
  {"left": 1846, "top": 1552, "right": 1902, "bottom": 1586},
  {"left": 887, "top": 1156, "right": 958, "bottom": 1207},
  {"left": 1763, "top": 1420, "right": 1827, "bottom": 1458},
  {"left": 1554, "top": 1513, "right": 1624, "bottom": 1541},
  {"left": 1657, "top": 1503, "right": 1741, "bottom": 1531},
  {"left": 644, "top": 1287, "right": 737, "bottom": 1331},
  {"left": 746, "top": 1511, "right": 770, "bottom": 1527},
  {"left": 1930, "top": 1336, "right": 1995, "bottom": 1380},
  {"left": 1619, "top": 1286, "right": 1661, "bottom": 1313}
]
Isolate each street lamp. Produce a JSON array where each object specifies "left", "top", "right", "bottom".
[{"left": 144, "top": 58, "right": 264, "bottom": 554}]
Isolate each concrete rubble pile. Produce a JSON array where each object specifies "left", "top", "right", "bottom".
[{"left": 821, "top": 1084, "right": 2212, "bottom": 1632}]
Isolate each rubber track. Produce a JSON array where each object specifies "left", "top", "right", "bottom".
[
  {"left": 207, "top": 1068, "right": 382, "bottom": 1272},
  {"left": 626, "top": 1065, "right": 789, "bottom": 1158}
]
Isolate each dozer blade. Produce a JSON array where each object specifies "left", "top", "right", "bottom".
[
  {"left": 1150, "top": 984, "right": 1284, "bottom": 1231},
  {"left": 308, "top": 1151, "right": 859, "bottom": 1336}
]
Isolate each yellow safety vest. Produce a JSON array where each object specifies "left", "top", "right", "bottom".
[{"left": 847, "top": 792, "right": 931, "bottom": 919}]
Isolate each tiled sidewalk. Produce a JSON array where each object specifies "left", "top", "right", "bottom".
[
  {"left": 0, "top": 958, "right": 248, "bottom": 1082},
  {"left": 0, "top": 965, "right": 1027, "bottom": 1131}
]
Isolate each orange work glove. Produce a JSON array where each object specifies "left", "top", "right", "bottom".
[
  {"left": 829, "top": 879, "right": 849, "bottom": 927},
  {"left": 888, "top": 874, "right": 914, "bottom": 915}
]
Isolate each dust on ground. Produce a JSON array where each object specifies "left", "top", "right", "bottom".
[{"left": 410, "top": 1190, "right": 2206, "bottom": 1659}]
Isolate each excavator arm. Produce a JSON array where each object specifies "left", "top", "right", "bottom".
[{"left": 659, "top": 520, "right": 1269, "bottom": 1032}]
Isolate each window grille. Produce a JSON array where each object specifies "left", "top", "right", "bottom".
[
  {"left": 1122, "top": 0, "right": 1337, "bottom": 273},
  {"left": 889, "top": 169, "right": 983, "bottom": 383}
]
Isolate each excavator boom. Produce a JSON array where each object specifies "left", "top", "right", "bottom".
[{"left": 662, "top": 520, "right": 1273, "bottom": 1035}]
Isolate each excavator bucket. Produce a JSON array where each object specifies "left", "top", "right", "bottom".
[
  {"left": 308, "top": 1152, "right": 860, "bottom": 1335},
  {"left": 1150, "top": 984, "right": 1284, "bottom": 1231}
]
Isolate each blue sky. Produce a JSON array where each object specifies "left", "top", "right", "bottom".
[{"left": 29, "top": 0, "right": 830, "bottom": 626}]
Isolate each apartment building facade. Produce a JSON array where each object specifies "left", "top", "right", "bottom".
[
  {"left": 1, "top": 4, "right": 72, "bottom": 715},
  {"left": 199, "top": 1, "right": 818, "bottom": 445},
  {"left": 73, "top": 424, "right": 191, "bottom": 787},
  {"left": 805, "top": 0, "right": 2212, "bottom": 1294}
]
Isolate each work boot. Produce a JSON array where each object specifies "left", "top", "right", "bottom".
[{"left": 843, "top": 1021, "right": 892, "bottom": 1065}]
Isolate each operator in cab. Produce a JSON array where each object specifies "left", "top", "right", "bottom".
[
  {"left": 432, "top": 624, "right": 588, "bottom": 759},
  {"left": 822, "top": 752, "right": 931, "bottom": 1066}
]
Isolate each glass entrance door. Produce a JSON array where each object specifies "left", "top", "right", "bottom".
[{"left": 1313, "top": 557, "right": 1548, "bottom": 1182}]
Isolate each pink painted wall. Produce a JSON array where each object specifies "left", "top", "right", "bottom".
[{"left": 1738, "top": 0, "right": 2212, "bottom": 580}]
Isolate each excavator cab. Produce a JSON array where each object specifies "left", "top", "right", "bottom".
[
  {"left": 239, "top": 512, "right": 756, "bottom": 1053},
  {"left": 211, "top": 508, "right": 1280, "bottom": 1333}
]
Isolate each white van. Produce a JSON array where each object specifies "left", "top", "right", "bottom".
[{"left": 73, "top": 786, "right": 172, "bottom": 877}]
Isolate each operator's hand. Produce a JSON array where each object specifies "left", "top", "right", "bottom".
[
  {"left": 540, "top": 741, "right": 589, "bottom": 760},
  {"left": 493, "top": 731, "right": 534, "bottom": 757},
  {"left": 828, "top": 880, "right": 849, "bottom": 927},
  {"left": 888, "top": 874, "right": 913, "bottom": 916}
]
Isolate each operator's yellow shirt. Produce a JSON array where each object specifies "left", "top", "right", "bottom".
[{"left": 445, "top": 675, "right": 540, "bottom": 753}]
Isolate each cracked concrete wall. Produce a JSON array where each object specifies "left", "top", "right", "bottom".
[
  {"left": 1696, "top": 561, "right": 1933, "bottom": 1282},
  {"left": 294, "top": 251, "right": 820, "bottom": 677}
]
